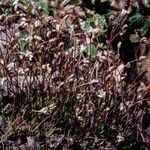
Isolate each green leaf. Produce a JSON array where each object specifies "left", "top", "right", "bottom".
[
  {"left": 81, "top": 14, "right": 107, "bottom": 34},
  {"left": 36, "top": 0, "right": 53, "bottom": 16},
  {"left": 67, "top": 0, "right": 79, "bottom": 5},
  {"left": 82, "top": 21, "right": 93, "bottom": 32},
  {"left": 129, "top": 34, "right": 140, "bottom": 43},
  {"left": 128, "top": 12, "right": 150, "bottom": 36},
  {"left": 22, "top": 0, "right": 30, "bottom": 6},
  {"left": 87, "top": 44, "right": 97, "bottom": 56},
  {"left": 140, "top": 19, "right": 150, "bottom": 36},
  {"left": 17, "top": 40, "right": 27, "bottom": 51}
]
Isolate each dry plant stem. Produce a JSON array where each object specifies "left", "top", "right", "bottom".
[
  {"left": 109, "top": 11, "right": 127, "bottom": 49},
  {"left": 129, "top": 65, "right": 150, "bottom": 89},
  {"left": 0, "top": 1, "right": 149, "bottom": 149}
]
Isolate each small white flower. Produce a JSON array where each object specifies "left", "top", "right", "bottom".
[
  {"left": 119, "top": 103, "right": 124, "bottom": 111},
  {"left": 24, "top": 68, "right": 29, "bottom": 72},
  {"left": 46, "top": 31, "right": 51, "bottom": 37},
  {"left": 0, "top": 59, "right": 4, "bottom": 64},
  {"left": 117, "top": 41, "right": 122, "bottom": 50},
  {"left": 103, "top": 50, "right": 109, "bottom": 56},
  {"left": 106, "top": 107, "right": 110, "bottom": 111},
  {"left": 122, "top": 24, "right": 128, "bottom": 30},
  {"left": 97, "top": 89, "right": 106, "bottom": 98},
  {"left": 77, "top": 116, "right": 83, "bottom": 121},
  {"left": 88, "top": 107, "right": 94, "bottom": 113},
  {"left": 20, "top": 17, "right": 27, "bottom": 22},
  {"left": 34, "top": 35, "right": 42, "bottom": 41},
  {"left": 25, "top": 36, "right": 33, "bottom": 42},
  {"left": 19, "top": 54, "right": 24, "bottom": 60},
  {"left": 68, "top": 74, "right": 74, "bottom": 79},
  {"left": 82, "top": 58, "right": 89, "bottom": 64},
  {"left": 38, "top": 6, "right": 42, "bottom": 10},
  {"left": 140, "top": 37, "right": 147, "bottom": 43},
  {"left": 56, "top": 24, "right": 61, "bottom": 32},
  {"left": 75, "top": 107, "right": 80, "bottom": 116},
  {"left": 16, "top": 11, "right": 20, "bottom": 14},
  {"left": 0, "top": 15, "right": 3, "bottom": 20},
  {"left": 32, "top": 104, "right": 56, "bottom": 114},
  {"left": 80, "top": 44, "right": 86, "bottom": 53},
  {"left": 34, "top": 20, "right": 41, "bottom": 28},
  {"left": 96, "top": 52, "right": 107, "bottom": 62},
  {"left": 31, "top": 8, "right": 36, "bottom": 16},
  {"left": 117, "top": 134, "right": 125, "bottom": 142},
  {"left": 15, "top": 32, "right": 20, "bottom": 38},
  {"left": 79, "top": 77, "right": 84, "bottom": 81},
  {"left": 113, "top": 63, "right": 125, "bottom": 83},
  {"left": 137, "top": 94, "right": 142, "bottom": 99},
  {"left": 18, "top": 68, "right": 24, "bottom": 74},
  {"left": 86, "top": 36, "right": 91, "bottom": 44},
  {"left": 25, "top": 51, "right": 33, "bottom": 61},
  {"left": 42, "top": 64, "right": 51, "bottom": 73},
  {"left": 89, "top": 79, "right": 99, "bottom": 84},
  {"left": 47, "top": 67, "right": 52, "bottom": 74},
  {"left": 19, "top": 13, "right": 26, "bottom": 17},
  {"left": 95, "top": 61, "right": 99, "bottom": 68},
  {"left": 108, "top": 66, "right": 115, "bottom": 72},
  {"left": 139, "top": 56, "right": 147, "bottom": 60},
  {"left": 119, "top": 32, "right": 124, "bottom": 36},
  {"left": 13, "top": 0, "right": 19, "bottom": 5},
  {"left": 27, "top": 136, "right": 35, "bottom": 148},
  {"left": 7, "top": 62, "right": 15, "bottom": 70},
  {"left": 77, "top": 94, "right": 83, "bottom": 99},
  {"left": 42, "top": 64, "right": 47, "bottom": 70},
  {"left": 10, "top": 38, "right": 15, "bottom": 43},
  {"left": 120, "top": 9, "right": 129, "bottom": 16},
  {"left": 61, "top": 0, "right": 70, "bottom": 6},
  {"left": 125, "top": 62, "right": 131, "bottom": 68},
  {"left": 20, "top": 22, "right": 28, "bottom": 28},
  {"left": 0, "top": 77, "right": 7, "bottom": 85},
  {"left": 92, "top": 28, "right": 101, "bottom": 35},
  {"left": 65, "top": 51, "right": 69, "bottom": 56}
]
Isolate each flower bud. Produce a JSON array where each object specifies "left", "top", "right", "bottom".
[
  {"left": 117, "top": 41, "right": 122, "bottom": 49},
  {"left": 140, "top": 37, "right": 147, "bottom": 43},
  {"left": 126, "top": 62, "right": 131, "bottom": 68}
]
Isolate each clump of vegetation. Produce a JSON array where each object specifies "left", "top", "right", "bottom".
[{"left": 0, "top": 0, "right": 149, "bottom": 149}]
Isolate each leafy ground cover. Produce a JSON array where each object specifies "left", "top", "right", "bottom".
[{"left": 0, "top": 0, "right": 150, "bottom": 149}]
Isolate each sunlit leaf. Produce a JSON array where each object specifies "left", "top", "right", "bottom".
[{"left": 129, "top": 34, "right": 140, "bottom": 43}]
